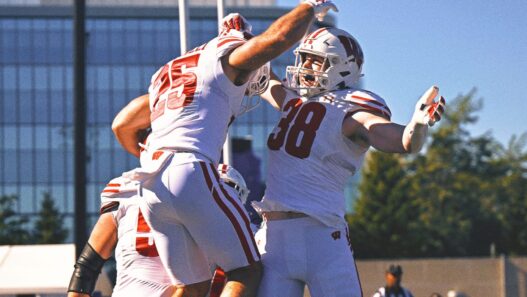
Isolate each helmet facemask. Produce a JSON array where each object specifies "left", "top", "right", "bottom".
[
  {"left": 286, "top": 27, "right": 364, "bottom": 97},
  {"left": 286, "top": 50, "right": 334, "bottom": 97},
  {"left": 238, "top": 62, "right": 271, "bottom": 115},
  {"left": 218, "top": 164, "right": 250, "bottom": 204}
]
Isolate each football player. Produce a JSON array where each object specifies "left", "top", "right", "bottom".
[
  {"left": 67, "top": 161, "right": 250, "bottom": 297},
  {"left": 252, "top": 27, "right": 445, "bottom": 297},
  {"left": 110, "top": 2, "right": 338, "bottom": 296}
]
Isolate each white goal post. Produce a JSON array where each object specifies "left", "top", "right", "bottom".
[{"left": 179, "top": 0, "right": 232, "bottom": 165}]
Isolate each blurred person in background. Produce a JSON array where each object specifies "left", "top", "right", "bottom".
[
  {"left": 447, "top": 290, "right": 468, "bottom": 297},
  {"left": 372, "top": 265, "right": 414, "bottom": 297}
]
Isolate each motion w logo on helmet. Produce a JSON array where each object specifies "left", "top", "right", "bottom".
[{"left": 337, "top": 35, "right": 364, "bottom": 69}]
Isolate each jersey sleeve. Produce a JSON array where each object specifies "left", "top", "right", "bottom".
[
  {"left": 216, "top": 30, "right": 248, "bottom": 58},
  {"left": 345, "top": 89, "right": 392, "bottom": 120},
  {"left": 100, "top": 176, "right": 139, "bottom": 222}
]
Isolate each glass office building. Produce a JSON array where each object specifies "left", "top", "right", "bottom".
[{"left": 0, "top": 1, "right": 344, "bottom": 238}]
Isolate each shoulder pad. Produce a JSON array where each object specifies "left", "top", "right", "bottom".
[
  {"left": 343, "top": 89, "right": 392, "bottom": 119},
  {"left": 186, "top": 42, "right": 208, "bottom": 55},
  {"left": 101, "top": 176, "right": 138, "bottom": 198},
  {"left": 216, "top": 33, "right": 247, "bottom": 58},
  {"left": 100, "top": 176, "right": 139, "bottom": 214}
]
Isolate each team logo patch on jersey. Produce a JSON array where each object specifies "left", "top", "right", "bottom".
[
  {"left": 152, "top": 151, "right": 164, "bottom": 160},
  {"left": 331, "top": 231, "right": 341, "bottom": 240}
]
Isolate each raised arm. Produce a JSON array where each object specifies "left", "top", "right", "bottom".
[
  {"left": 223, "top": 1, "right": 337, "bottom": 84},
  {"left": 227, "top": 3, "right": 313, "bottom": 71},
  {"left": 112, "top": 94, "right": 151, "bottom": 157},
  {"left": 343, "top": 86, "right": 445, "bottom": 153}
]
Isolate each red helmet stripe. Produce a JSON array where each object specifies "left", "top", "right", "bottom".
[
  {"left": 305, "top": 28, "right": 327, "bottom": 44},
  {"left": 310, "top": 27, "right": 327, "bottom": 39}
]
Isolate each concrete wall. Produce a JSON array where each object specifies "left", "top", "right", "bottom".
[
  {"left": 357, "top": 258, "right": 502, "bottom": 297},
  {"left": 303, "top": 257, "right": 527, "bottom": 297},
  {"left": 356, "top": 257, "right": 527, "bottom": 297},
  {"left": 506, "top": 257, "right": 527, "bottom": 297}
]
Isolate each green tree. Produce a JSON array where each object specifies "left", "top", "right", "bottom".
[
  {"left": 407, "top": 91, "right": 504, "bottom": 256},
  {"left": 32, "top": 192, "right": 68, "bottom": 244},
  {"left": 0, "top": 195, "right": 31, "bottom": 245},
  {"left": 347, "top": 150, "right": 422, "bottom": 258},
  {"left": 493, "top": 133, "right": 527, "bottom": 254},
  {"left": 348, "top": 90, "right": 517, "bottom": 258}
]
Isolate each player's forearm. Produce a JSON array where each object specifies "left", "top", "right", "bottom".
[
  {"left": 402, "top": 120, "right": 429, "bottom": 153},
  {"left": 113, "top": 128, "right": 142, "bottom": 158},
  {"left": 87, "top": 213, "right": 118, "bottom": 259},
  {"left": 261, "top": 3, "right": 314, "bottom": 53},
  {"left": 67, "top": 243, "right": 107, "bottom": 296},
  {"left": 260, "top": 70, "right": 287, "bottom": 110},
  {"left": 230, "top": 4, "right": 314, "bottom": 71},
  {"left": 112, "top": 94, "right": 151, "bottom": 157}
]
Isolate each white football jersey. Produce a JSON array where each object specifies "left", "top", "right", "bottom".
[
  {"left": 100, "top": 180, "right": 173, "bottom": 296},
  {"left": 146, "top": 32, "right": 252, "bottom": 164},
  {"left": 255, "top": 88, "right": 391, "bottom": 228}
]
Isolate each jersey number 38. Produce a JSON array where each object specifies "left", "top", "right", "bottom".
[{"left": 267, "top": 99, "right": 326, "bottom": 159}]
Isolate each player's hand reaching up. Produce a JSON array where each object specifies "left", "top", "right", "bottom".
[
  {"left": 220, "top": 13, "right": 252, "bottom": 35},
  {"left": 412, "top": 86, "right": 446, "bottom": 127},
  {"left": 302, "top": 0, "right": 339, "bottom": 21}
]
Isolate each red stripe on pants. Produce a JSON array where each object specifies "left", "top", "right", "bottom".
[
  {"left": 209, "top": 163, "right": 260, "bottom": 260},
  {"left": 199, "top": 162, "right": 256, "bottom": 265}
]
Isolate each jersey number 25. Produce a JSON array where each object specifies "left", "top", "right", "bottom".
[{"left": 150, "top": 53, "right": 201, "bottom": 122}]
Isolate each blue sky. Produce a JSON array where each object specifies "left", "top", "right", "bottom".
[{"left": 277, "top": 0, "right": 527, "bottom": 146}]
